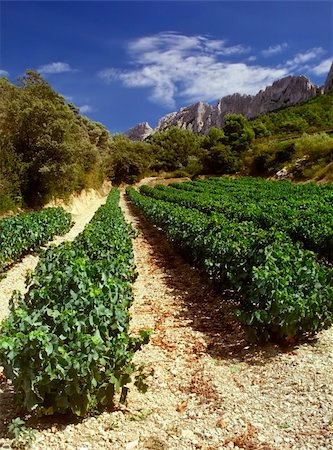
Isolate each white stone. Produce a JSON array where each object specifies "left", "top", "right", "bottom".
[{"left": 125, "top": 440, "right": 139, "bottom": 450}]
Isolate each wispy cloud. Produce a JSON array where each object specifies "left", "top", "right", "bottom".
[
  {"left": 0, "top": 69, "right": 9, "bottom": 77},
  {"left": 99, "top": 33, "right": 327, "bottom": 108},
  {"left": 285, "top": 47, "right": 325, "bottom": 69},
  {"left": 38, "top": 62, "right": 73, "bottom": 74},
  {"left": 79, "top": 104, "right": 93, "bottom": 114},
  {"left": 262, "top": 43, "right": 288, "bottom": 57},
  {"left": 310, "top": 58, "right": 332, "bottom": 76}
]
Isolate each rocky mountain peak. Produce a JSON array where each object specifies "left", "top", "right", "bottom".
[
  {"left": 153, "top": 75, "right": 318, "bottom": 135},
  {"left": 156, "top": 101, "right": 214, "bottom": 134},
  {"left": 324, "top": 61, "right": 333, "bottom": 93},
  {"left": 124, "top": 122, "right": 153, "bottom": 141},
  {"left": 125, "top": 69, "right": 332, "bottom": 140}
]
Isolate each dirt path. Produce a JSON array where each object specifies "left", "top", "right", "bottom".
[
  {"left": 0, "top": 193, "right": 107, "bottom": 447},
  {"left": 1, "top": 190, "right": 333, "bottom": 450},
  {"left": 0, "top": 194, "right": 107, "bottom": 324}
]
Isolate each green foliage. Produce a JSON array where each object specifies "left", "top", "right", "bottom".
[
  {"left": 250, "top": 93, "right": 333, "bottom": 136},
  {"left": 223, "top": 114, "right": 255, "bottom": 153},
  {"left": 107, "top": 136, "right": 152, "bottom": 184},
  {"left": 148, "top": 126, "right": 200, "bottom": 172},
  {"left": 0, "top": 136, "right": 25, "bottom": 213},
  {"left": 0, "top": 189, "right": 150, "bottom": 416},
  {"left": 128, "top": 180, "right": 333, "bottom": 342},
  {"left": 295, "top": 132, "right": 333, "bottom": 161},
  {"left": 8, "top": 417, "right": 36, "bottom": 450},
  {"left": 0, "top": 71, "right": 110, "bottom": 209},
  {"left": 235, "top": 241, "right": 333, "bottom": 342},
  {"left": 164, "top": 177, "right": 333, "bottom": 259},
  {"left": 249, "top": 140, "right": 296, "bottom": 175},
  {"left": 251, "top": 91, "right": 333, "bottom": 137},
  {"left": 0, "top": 207, "right": 72, "bottom": 273}
]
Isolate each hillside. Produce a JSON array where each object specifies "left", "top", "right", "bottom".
[
  {"left": 247, "top": 91, "right": 333, "bottom": 181},
  {"left": 1, "top": 68, "right": 332, "bottom": 217}
]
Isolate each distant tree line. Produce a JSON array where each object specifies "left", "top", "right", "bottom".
[{"left": 1, "top": 71, "right": 332, "bottom": 213}]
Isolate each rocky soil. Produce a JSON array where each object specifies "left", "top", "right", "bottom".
[{"left": 0, "top": 188, "right": 332, "bottom": 450}]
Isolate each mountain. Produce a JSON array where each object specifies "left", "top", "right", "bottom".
[
  {"left": 156, "top": 75, "right": 318, "bottom": 134},
  {"left": 124, "top": 122, "right": 154, "bottom": 141},
  {"left": 126, "top": 74, "right": 322, "bottom": 139},
  {"left": 324, "top": 61, "right": 333, "bottom": 93}
]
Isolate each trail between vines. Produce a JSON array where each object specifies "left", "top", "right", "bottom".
[
  {"left": 0, "top": 194, "right": 107, "bottom": 324},
  {"left": 1, "top": 189, "right": 333, "bottom": 450}
]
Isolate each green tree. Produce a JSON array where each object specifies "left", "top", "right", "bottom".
[
  {"left": 149, "top": 127, "right": 200, "bottom": 172},
  {"left": 107, "top": 136, "right": 152, "bottom": 184},
  {"left": 0, "top": 71, "right": 108, "bottom": 207},
  {"left": 223, "top": 114, "right": 255, "bottom": 153}
]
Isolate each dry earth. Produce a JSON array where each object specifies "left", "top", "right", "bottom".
[{"left": 0, "top": 188, "right": 332, "bottom": 450}]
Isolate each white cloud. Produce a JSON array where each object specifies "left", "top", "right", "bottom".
[
  {"left": 79, "top": 105, "right": 92, "bottom": 114},
  {"left": 0, "top": 69, "right": 9, "bottom": 77},
  {"left": 99, "top": 68, "right": 121, "bottom": 82},
  {"left": 38, "top": 62, "right": 73, "bottom": 74},
  {"left": 262, "top": 43, "right": 288, "bottom": 57},
  {"left": 285, "top": 47, "right": 325, "bottom": 69},
  {"left": 99, "top": 33, "right": 328, "bottom": 108},
  {"left": 98, "top": 32, "right": 257, "bottom": 108},
  {"left": 311, "top": 58, "right": 332, "bottom": 76},
  {"left": 182, "top": 63, "right": 288, "bottom": 103}
]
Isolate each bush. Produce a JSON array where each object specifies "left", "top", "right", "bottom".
[
  {"left": 295, "top": 132, "right": 333, "bottom": 161},
  {"left": 235, "top": 239, "right": 333, "bottom": 342}
]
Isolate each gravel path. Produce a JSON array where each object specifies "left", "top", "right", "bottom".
[
  {"left": 0, "top": 189, "right": 333, "bottom": 450},
  {"left": 0, "top": 193, "right": 107, "bottom": 324}
]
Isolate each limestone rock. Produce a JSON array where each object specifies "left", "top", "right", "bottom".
[
  {"left": 324, "top": 61, "right": 333, "bottom": 93},
  {"left": 127, "top": 73, "right": 322, "bottom": 138},
  {"left": 155, "top": 75, "right": 318, "bottom": 133},
  {"left": 156, "top": 101, "right": 214, "bottom": 134},
  {"left": 212, "top": 75, "right": 317, "bottom": 127},
  {"left": 125, "top": 122, "right": 153, "bottom": 141}
]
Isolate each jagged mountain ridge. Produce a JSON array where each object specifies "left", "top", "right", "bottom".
[
  {"left": 125, "top": 64, "right": 333, "bottom": 140},
  {"left": 125, "top": 122, "right": 154, "bottom": 141}
]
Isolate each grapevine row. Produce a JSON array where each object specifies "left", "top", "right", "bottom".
[
  {"left": 144, "top": 180, "right": 332, "bottom": 259},
  {"left": 0, "top": 189, "right": 149, "bottom": 416},
  {"left": 127, "top": 187, "right": 333, "bottom": 342},
  {"left": 0, "top": 207, "right": 72, "bottom": 273}
]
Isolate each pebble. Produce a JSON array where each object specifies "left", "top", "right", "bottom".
[{"left": 125, "top": 440, "right": 139, "bottom": 449}]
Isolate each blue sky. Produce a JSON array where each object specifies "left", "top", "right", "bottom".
[{"left": 1, "top": 1, "right": 332, "bottom": 133}]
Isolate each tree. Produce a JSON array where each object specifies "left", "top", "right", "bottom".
[
  {"left": 149, "top": 127, "right": 200, "bottom": 172},
  {"left": 223, "top": 114, "right": 255, "bottom": 153},
  {"left": 107, "top": 137, "right": 152, "bottom": 184},
  {"left": 0, "top": 71, "right": 109, "bottom": 208}
]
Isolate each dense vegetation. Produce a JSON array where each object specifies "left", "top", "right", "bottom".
[
  {"left": 127, "top": 179, "right": 333, "bottom": 342},
  {"left": 0, "top": 189, "right": 149, "bottom": 416},
  {"left": 0, "top": 71, "right": 111, "bottom": 212},
  {"left": 108, "top": 91, "right": 333, "bottom": 184},
  {"left": 1, "top": 71, "right": 332, "bottom": 215},
  {"left": 0, "top": 207, "right": 72, "bottom": 273},
  {"left": 140, "top": 178, "right": 333, "bottom": 259}
]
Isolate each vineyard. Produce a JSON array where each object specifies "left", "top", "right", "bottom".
[
  {"left": 128, "top": 177, "right": 333, "bottom": 342},
  {"left": 0, "top": 178, "right": 333, "bottom": 449},
  {"left": 0, "top": 189, "right": 149, "bottom": 417}
]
